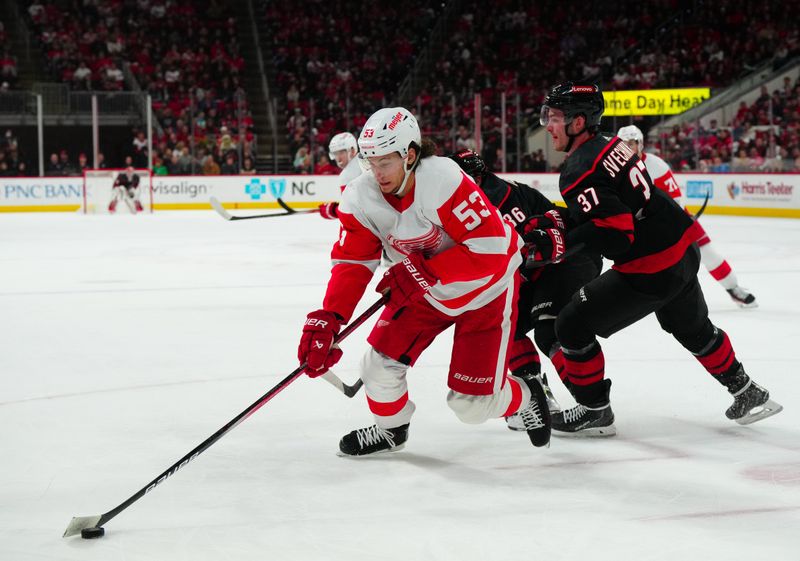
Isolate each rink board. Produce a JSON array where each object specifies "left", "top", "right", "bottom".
[{"left": 1, "top": 172, "right": 799, "bottom": 217}]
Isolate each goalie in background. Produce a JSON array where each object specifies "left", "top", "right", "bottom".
[{"left": 108, "top": 166, "right": 144, "bottom": 213}]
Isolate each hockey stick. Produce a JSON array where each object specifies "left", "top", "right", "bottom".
[
  {"left": 321, "top": 370, "right": 364, "bottom": 398},
  {"left": 276, "top": 197, "right": 297, "bottom": 214},
  {"left": 63, "top": 294, "right": 387, "bottom": 539},
  {"left": 209, "top": 196, "right": 320, "bottom": 221},
  {"left": 525, "top": 242, "right": 587, "bottom": 269},
  {"left": 692, "top": 189, "right": 711, "bottom": 220}
]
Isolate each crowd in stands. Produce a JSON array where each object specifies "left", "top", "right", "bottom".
[
  {"left": 264, "top": 0, "right": 799, "bottom": 174},
  {"left": 3, "top": 1, "right": 800, "bottom": 175},
  {"left": 24, "top": 0, "right": 255, "bottom": 172},
  {"left": 653, "top": 74, "right": 800, "bottom": 172},
  {"left": 0, "top": 129, "right": 30, "bottom": 175},
  {"left": 0, "top": 21, "right": 18, "bottom": 90},
  {"left": 261, "top": 0, "right": 443, "bottom": 173}
]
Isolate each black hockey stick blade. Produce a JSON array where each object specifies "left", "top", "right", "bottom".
[
  {"left": 209, "top": 196, "right": 319, "bottom": 221},
  {"left": 693, "top": 189, "right": 711, "bottom": 220},
  {"left": 63, "top": 295, "right": 387, "bottom": 538},
  {"left": 344, "top": 378, "right": 364, "bottom": 397},
  {"left": 320, "top": 371, "right": 364, "bottom": 398}
]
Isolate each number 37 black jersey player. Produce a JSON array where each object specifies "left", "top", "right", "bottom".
[{"left": 538, "top": 82, "right": 782, "bottom": 436}]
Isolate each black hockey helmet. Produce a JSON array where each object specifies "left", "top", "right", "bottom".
[
  {"left": 449, "top": 149, "right": 487, "bottom": 180},
  {"left": 540, "top": 82, "right": 605, "bottom": 132}
]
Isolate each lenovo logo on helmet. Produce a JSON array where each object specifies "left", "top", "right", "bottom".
[
  {"left": 388, "top": 111, "right": 404, "bottom": 130},
  {"left": 571, "top": 86, "right": 596, "bottom": 93}
]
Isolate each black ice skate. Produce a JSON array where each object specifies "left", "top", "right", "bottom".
[
  {"left": 506, "top": 372, "right": 560, "bottom": 432},
  {"left": 552, "top": 404, "right": 616, "bottom": 437},
  {"left": 721, "top": 368, "right": 782, "bottom": 425},
  {"left": 515, "top": 375, "right": 551, "bottom": 447},
  {"left": 338, "top": 423, "right": 409, "bottom": 456},
  {"left": 727, "top": 286, "right": 757, "bottom": 308}
]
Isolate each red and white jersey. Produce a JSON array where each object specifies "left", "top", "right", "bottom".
[
  {"left": 338, "top": 156, "right": 362, "bottom": 191},
  {"left": 323, "top": 156, "right": 522, "bottom": 321},
  {"left": 642, "top": 152, "right": 684, "bottom": 207}
]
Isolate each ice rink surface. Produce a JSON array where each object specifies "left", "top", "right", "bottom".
[{"left": 1, "top": 210, "right": 798, "bottom": 561}]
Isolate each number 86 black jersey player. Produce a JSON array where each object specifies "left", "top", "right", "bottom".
[
  {"left": 449, "top": 149, "right": 602, "bottom": 433},
  {"left": 539, "top": 82, "right": 782, "bottom": 436}
]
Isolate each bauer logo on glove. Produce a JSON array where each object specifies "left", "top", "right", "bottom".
[
  {"left": 376, "top": 253, "right": 438, "bottom": 309},
  {"left": 524, "top": 228, "right": 566, "bottom": 266}
]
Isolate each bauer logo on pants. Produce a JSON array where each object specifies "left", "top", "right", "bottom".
[{"left": 453, "top": 372, "right": 493, "bottom": 384}]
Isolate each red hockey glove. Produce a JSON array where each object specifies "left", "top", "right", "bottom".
[
  {"left": 376, "top": 253, "right": 437, "bottom": 310},
  {"left": 521, "top": 209, "right": 567, "bottom": 238},
  {"left": 523, "top": 228, "right": 566, "bottom": 266},
  {"left": 318, "top": 201, "right": 339, "bottom": 220},
  {"left": 298, "top": 310, "right": 343, "bottom": 377}
]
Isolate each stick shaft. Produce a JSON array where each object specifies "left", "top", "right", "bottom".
[
  {"left": 209, "top": 196, "right": 320, "bottom": 221},
  {"left": 68, "top": 296, "right": 386, "bottom": 534}
]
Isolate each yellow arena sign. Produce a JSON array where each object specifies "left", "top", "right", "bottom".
[{"left": 603, "top": 88, "right": 711, "bottom": 116}]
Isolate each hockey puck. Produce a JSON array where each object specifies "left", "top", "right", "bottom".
[{"left": 81, "top": 527, "right": 105, "bottom": 539}]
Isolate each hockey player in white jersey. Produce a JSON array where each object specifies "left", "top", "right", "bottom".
[
  {"left": 618, "top": 125, "right": 757, "bottom": 308},
  {"left": 317, "top": 132, "right": 362, "bottom": 220},
  {"left": 297, "top": 107, "right": 551, "bottom": 455}
]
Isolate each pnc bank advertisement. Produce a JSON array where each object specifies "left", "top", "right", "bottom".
[{"left": 0, "top": 172, "right": 798, "bottom": 217}]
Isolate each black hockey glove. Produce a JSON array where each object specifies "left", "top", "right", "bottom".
[{"left": 523, "top": 228, "right": 566, "bottom": 266}]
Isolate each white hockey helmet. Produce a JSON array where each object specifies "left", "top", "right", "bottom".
[
  {"left": 328, "top": 132, "right": 358, "bottom": 160},
  {"left": 617, "top": 125, "right": 644, "bottom": 146},
  {"left": 357, "top": 107, "right": 421, "bottom": 159}
]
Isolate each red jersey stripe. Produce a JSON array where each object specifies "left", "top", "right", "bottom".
[
  {"left": 612, "top": 221, "right": 703, "bottom": 275},
  {"left": 591, "top": 213, "right": 634, "bottom": 242}
]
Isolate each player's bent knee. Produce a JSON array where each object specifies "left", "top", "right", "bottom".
[
  {"left": 533, "top": 319, "right": 558, "bottom": 357},
  {"left": 555, "top": 301, "right": 595, "bottom": 349},
  {"left": 360, "top": 347, "right": 409, "bottom": 388},
  {"left": 671, "top": 318, "right": 715, "bottom": 354},
  {"left": 446, "top": 391, "right": 497, "bottom": 424}
]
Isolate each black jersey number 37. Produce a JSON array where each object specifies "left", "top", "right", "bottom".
[{"left": 577, "top": 160, "right": 652, "bottom": 212}]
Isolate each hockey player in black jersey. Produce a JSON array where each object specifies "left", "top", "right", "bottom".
[
  {"left": 536, "top": 82, "right": 782, "bottom": 436},
  {"left": 108, "top": 166, "right": 143, "bottom": 213},
  {"left": 449, "top": 149, "right": 602, "bottom": 433}
]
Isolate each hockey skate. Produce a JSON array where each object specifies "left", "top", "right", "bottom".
[
  {"left": 514, "top": 375, "right": 551, "bottom": 447},
  {"left": 506, "top": 372, "right": 560, "bottom": 432},
  {"left": 727, "top": 286, "right": 757, "bottom": 308},
  {"left": 338, "top": 423, "right": 409, "bottom": 456},
  {"left": 721, "top": 367, "right": 782, "bottom": 425},
  {"left": 552, "top": 403, "right": 616, "bottom": 437}
]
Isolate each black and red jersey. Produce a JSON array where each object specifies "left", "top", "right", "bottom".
[
  {"left": 478, "top": 172, "right": 556, "bottom": 233},
  {"left": 559, "top": 135, "right": 700, "bottom": 275},
  {"left": 114, "top": 173, "right": 140, "bottom": 189},
  {"left": 479, "top": 171, "right": 602, "bottom": 278}
]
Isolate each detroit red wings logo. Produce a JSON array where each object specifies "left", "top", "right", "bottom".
[{"left": 387, "top": 226, "right": 444, "bottom": 257}]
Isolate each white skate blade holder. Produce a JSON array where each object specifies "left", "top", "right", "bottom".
[
  {"left": 735, "top": 399, "right": 783, "bottom": 425},
  {"left": 552, "top": 424, "right": 617, "bottom": 438}
]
